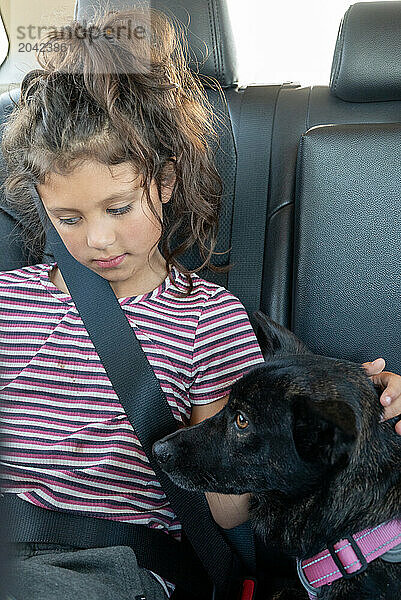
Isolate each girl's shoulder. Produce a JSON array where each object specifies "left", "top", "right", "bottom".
[
  {"left": 186, "top": 272, "right": 251, "bottom": 328},
  {"left": 0, "top": 263, "right": 57, "bottom": 304},
  {"left": 0, "top": 262, "right": 71, "bottom": 322},
  {"left": 189, "top": 271, "right": 245, "bottom": 309},
  {"left": 183, "top": 270, "right": 240, "bottom": 304},
  {"left": 0, "top": 262, "right": 50, "bottom": 287}
]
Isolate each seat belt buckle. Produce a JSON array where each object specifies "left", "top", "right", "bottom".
[
  {"left": 212, "top": 576, "right": 257, "bottom": 600},
  {"left": 237, "top": 576, "right": 257, "bottom": 600}
]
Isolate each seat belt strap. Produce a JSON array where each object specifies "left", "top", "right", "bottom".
[
  {"left": 223, "top": 84, "right": 282, "bottom": 576},
  {"left": 28, "top": 188, "right": 238, "bottom": 599},
  {"left": 227, "top": 84, "right": 282, "bottom": 333}
]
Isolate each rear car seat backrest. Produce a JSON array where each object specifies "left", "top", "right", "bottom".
[
  {"left": 263, "top": 1, "right": 401, "bottom": 329},
  {"left": 288, "top": 1, "right": 401, "bottom": 371},
  {"left": 293, "top": 122, "right": 401, "bottom": 373}
]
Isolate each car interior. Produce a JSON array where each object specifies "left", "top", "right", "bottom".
[{"left": 1, "top": 0, "right": 400, "bottom": 596}]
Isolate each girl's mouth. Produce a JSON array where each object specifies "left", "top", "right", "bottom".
[{"left": 93, "top": 254, "right": 127, "bottom": 268}]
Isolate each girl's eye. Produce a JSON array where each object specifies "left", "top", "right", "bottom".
[
  {"left": 235, "top": 413, "right": 249, "bottom": 430},
  {"left": 109, "top": 204, "right": 134, "bottom": 217},
  {"left": 58, "top": 203, "right": 134, "bottom": 227},
  {"left": 58, "top": 217, "right": 80, "bottom": 226}
]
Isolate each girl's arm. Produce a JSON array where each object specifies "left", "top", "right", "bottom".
[{"left": 189, "top": 395, "right": 250, "bottom": 529}]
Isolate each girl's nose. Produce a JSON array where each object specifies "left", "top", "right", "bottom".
[{"left": 86, "top": 221, "right": 117, "bottom": 249}]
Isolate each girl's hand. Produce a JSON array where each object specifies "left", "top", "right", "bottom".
[{"left": 362, "top": 358, "right": 401, "bottom": 435}]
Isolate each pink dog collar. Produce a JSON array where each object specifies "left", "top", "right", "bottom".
[{"left": 296, "top": 519, "right": 401, "bottom": 598}]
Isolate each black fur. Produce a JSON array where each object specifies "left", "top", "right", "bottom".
[{"left": 152, "top": 311, "right": 401, "bottom": 599}]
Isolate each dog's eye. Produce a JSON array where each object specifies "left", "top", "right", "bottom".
[{"left": 235, "top": 413, "right": 249, "bottom": 430}]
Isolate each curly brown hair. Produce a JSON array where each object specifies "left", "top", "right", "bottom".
[{"left": 0, "top": 5, "right": 232, "bottom": 297}]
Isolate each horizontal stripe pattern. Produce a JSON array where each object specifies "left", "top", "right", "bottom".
[{"left": 0, "top": 262, "right": 265, "bottom": 596}]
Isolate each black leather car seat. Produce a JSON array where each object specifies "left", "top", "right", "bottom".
[{"left": 263, "top": 1, "right": 401, "bottom": 333}]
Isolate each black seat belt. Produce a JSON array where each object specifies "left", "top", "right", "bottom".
[
  {"left": 227, "top": 84, "right": 282, "bottom": 334},
  {"left": 3, "top": 187, "right": 246, "bottom": 600},
  {"left": 222, "top": 84, "right": 282, "bottom": 575}
]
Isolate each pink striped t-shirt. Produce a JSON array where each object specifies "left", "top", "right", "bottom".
[{"left": 0, "top": 261, "right": 265, "bottom": 597}]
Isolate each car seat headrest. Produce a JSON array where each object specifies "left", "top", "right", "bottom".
[
  {"left": 74, "top": 0, "right": 238, "bottom": 88},
  {"left": 330, "top": 1, "right": 401, "bottom": 102}
]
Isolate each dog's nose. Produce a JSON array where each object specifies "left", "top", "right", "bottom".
[{"left": 152, "top": 440, "right": 173, "bottom": 466}]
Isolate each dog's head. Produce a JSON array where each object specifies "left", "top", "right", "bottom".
[{"left": 152, "top": 312, "right": 383, "bottom": 497}]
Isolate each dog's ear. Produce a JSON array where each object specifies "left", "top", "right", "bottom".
[
  {"left": 252, "top": 311, "right": 311, "bottom": 360},
  {"left": 291, "top": 395, "right": 358, "bottom": 470}
]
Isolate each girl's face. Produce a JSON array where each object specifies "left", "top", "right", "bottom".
[{"left": 37, "top": 160, "right": 174, "bottom": 298}]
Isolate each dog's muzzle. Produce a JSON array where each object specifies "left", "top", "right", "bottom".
[{"left": 153, "top": 440, "right": 174, "bottom": 469}]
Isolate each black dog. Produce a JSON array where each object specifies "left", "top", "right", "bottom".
[{"left": 152, "top": 311, "right": 401, "bottom": 599}]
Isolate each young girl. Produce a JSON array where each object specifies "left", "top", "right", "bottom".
[{"left": 1, "top": 7, "right": 401, "bottom": 600}]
